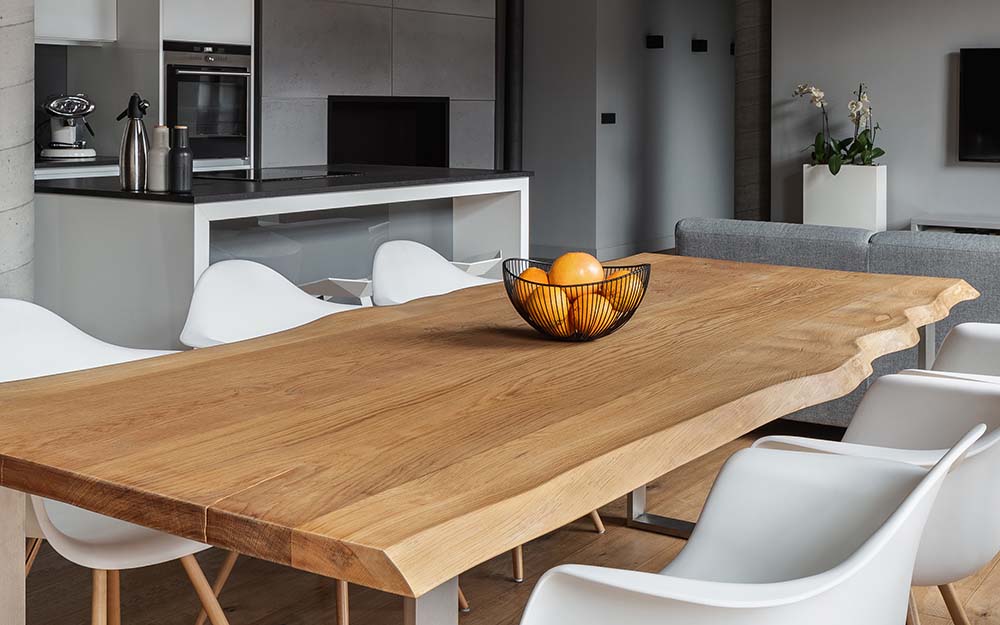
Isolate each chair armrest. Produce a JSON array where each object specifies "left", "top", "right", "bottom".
[
  {"left": 520, "top": 564, "right": 825, "bottom": 625},
  {"left": 752, "top": 436, "right": 944, "bottom": 469}
]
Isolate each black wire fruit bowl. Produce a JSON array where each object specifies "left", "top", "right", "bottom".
[{"left": 503, "top": 258, "right": 651, "bottom": 342}]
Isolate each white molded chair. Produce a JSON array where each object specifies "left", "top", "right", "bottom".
[
  {"left": 520, "top": 426, "right": 984, "bottom": 625},
  {"left": 755, "top": 373, "right": 1000, "bottom": 625},
  {"left": 371, "top": 240, "right": 496, "bottom": 307},
  {"left": 933, "top": 322, "right": 1000, "bottom": 377},
  {"left": 0, "top": 299, "right": 233, "bottom": 625},
  {"left": 180, "top": 259, "right": 358, "bottom": 348}
]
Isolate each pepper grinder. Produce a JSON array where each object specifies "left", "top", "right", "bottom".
[
  {"left": 116, "top": 93, "right": 150, "bottom": 192},
  {"left": 146, "top": 126, "right": 171, "bottom": 193},
  {"left": 170, "top": 126, "right": 194, "bottom": 193}
]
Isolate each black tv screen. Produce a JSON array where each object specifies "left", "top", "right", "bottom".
[
  {"left": 960, "top": 48, "right": 1000, "bottom": 162},
  {"left": 327, "top": 96, "right": 449, "bottom": 167}
]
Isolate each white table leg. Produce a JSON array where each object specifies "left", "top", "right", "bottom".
[
  {"left": 0, "top": 487, "right": 25, "bottom": 625},
  {"left": 403, "top": 577, "right": 459, "bottom": 625}
]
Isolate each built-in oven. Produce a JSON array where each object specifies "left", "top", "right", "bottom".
[{"left": 163, "top": 41, "right": 252, "bottom": 164}]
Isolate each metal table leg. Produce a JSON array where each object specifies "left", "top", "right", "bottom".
[
  {"left": 403, "top": 577, "right": 459, "bottom": 625},
  {"left": 625, "top": 485, "right": 695, "bottom": 540},
  {"left": 918, "top": 323, "right": 936, "bottom": 370}
]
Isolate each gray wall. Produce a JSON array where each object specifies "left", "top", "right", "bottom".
[
  {"left": 595, "top": 0, "right": 647, "bottom": 259},
  {"left": 523, "top": 0, "right": 598, "bottom": 259},
  {"left": 0, "top": 0, "right": 35, "bottom": 299},
  {"left": 525, "top": 0, "right": 734, "bottom": 260},
  {"left": 641, "top": 0, "right": 734, "bottom": 252},
  {"left": 772, "top": 0, "right": 1000, "bottom": 227},
  {"left": 260, "top": 0, "right": 496, "bottom": 169}
]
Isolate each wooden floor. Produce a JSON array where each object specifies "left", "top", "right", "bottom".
[{"left": 25, "top": 420, "right": 1000, "bottom": 625}]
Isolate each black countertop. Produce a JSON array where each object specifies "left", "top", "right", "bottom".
[{"left": 34, "top": 164, "right": 532, "bottom": 204}]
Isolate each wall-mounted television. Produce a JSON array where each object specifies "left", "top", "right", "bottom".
[{"left": 960, "top": 48, "right": 1000, "bottom": 162}]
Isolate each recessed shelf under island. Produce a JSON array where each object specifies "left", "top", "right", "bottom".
[{"left": 35, "top": 164, "right": 531, "bottom": 349}]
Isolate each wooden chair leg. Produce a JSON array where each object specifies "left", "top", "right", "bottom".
[
  {"left": 92, "top": 570, "right": 109, "bottom": 625},
  {"left": 336, "top": 580, "right": 349, "bottom": 625},
  {"left": 180, "top": 555, "right": 231, "bottom": 625},
  {"left": 940, "top": 584, "right": 972, "bottom": 625},
  {"left": 906, "top": 590, "right": 922, "bottom": 625},
  {"left": 511, "top": 545, "right": 524, "bottom": 583},
  {"left": 24, "top": 538, "right": 43, "bottom": 576},
  {"left": 194, "top": 551, "right": 240, "bottom": 625},
  {"left": 589, "top": 510, "right": 606, "bottom": 534},
  {"left": 458, "top": 585, "right": 470, "bottom": 613},
  {"left": 108, "top": 571, "right": 121, "bottom": 625}
]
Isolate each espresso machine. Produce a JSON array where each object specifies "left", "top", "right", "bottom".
[{"left": 40, "top": 94, "right": 97, "bottom": 159}]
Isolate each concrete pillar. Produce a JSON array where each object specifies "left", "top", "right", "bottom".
[{"left": 0, "top": 0, "right": 35, "bottom": 299}]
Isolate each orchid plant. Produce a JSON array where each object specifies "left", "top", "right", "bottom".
[{"left": 795, "top": 82, "right": 886, "bottom": 175}]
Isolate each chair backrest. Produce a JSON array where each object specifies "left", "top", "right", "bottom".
[
  {"left": 520, "top": 428, "right": 982, "bottom": 625},
  {"left": 371, "top": 240, "right": 495, "bottom": 306},
  {"left": 933, "top": 322, "right": 1000, "bottom": 377},
  {"left": 0, "top": 299, "right": 175, "bottom": 383},
  {"left": 741, "top": 427, "right": 980, "bottom": 623},
  {"left": 843, "top": 373, "right": 1000, "bottom": 585},
  {"left": 180, "top": 260, "right": 356, "bottom": 348}
]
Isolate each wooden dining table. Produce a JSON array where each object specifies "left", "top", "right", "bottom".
[{"left": 0, "top": 254, "right": 978, "bottom": 625}]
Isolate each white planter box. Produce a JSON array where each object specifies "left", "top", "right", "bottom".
[{"left": 803, "top": 164, "right": 887, "bottom": 232}]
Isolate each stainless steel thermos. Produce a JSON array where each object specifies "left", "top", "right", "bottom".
[{"left": 117, "top": 93, "right": 150, "bottom": 192}]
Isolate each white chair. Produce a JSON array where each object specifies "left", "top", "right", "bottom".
[
  {"left": 755, "top": 373, "right": 1000, "bottom": 625},
  {"left": 932, "top": 322, "right": 1000, "bottom": 377},
  {"left": 180, "top": 259, "right": 358, "bottom": 348},
  {"left": 519, "top": 426, "right": 983, "bottom": 625},
  {"left": 0, "top": 299, "right": 233, "bottom": 625},
  {"left": 370, "top": 240, "right": 608, "bottom": 579},
  {"left": 371, "top": 240, "right": 496, "bottom": 307}
]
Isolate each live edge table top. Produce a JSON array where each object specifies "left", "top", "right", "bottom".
[{"left": 0, "top": 255, "right": 977, "bottom": 598}]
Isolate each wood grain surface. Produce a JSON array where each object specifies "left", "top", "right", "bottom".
[{"left": 0, "top": 254, "right": 978, "bottom": 598}]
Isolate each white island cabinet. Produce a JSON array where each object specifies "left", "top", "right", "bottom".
[
  {"left": 35, "top": 168, "right": 530, "bottom": 350},
  {"left": 36, "top": 0, "right": 117, "bottom": 45},
  {"left": 161, "top": 0, "right": 253, "bottom": 44}
]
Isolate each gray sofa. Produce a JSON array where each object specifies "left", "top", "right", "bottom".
[{"left": 675, "top": 218, "right": 1000, "bottom": 427}]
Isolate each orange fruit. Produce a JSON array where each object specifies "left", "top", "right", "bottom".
[
  {"left": 524, "top": 285, "right": 571, "bottom": 334},
  {"left": 516, "top": 266, "right": 549, "bottom": 302},
  {"left": 570, "top": 293, "right": 617, "bottom": 336},
  {"left": 548, "top": 252, "right": 605, "bottom": 299},
  {"left": 601, "top": 269, "right": 643, "bottom": 311}
]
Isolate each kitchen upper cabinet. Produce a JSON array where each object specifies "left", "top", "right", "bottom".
[
  {"left": 161, "top": 0, "right": 253, "bottom": 45},
  {"left": 36, "top": 0, "right": 117, "bottom": 45}
]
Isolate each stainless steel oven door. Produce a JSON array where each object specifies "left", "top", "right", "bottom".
[{"left": 166, "top": 65, "right": 250, "bottom": 160}]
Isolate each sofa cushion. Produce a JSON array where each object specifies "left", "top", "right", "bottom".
[{"left": 675, "top": 218, "right": 874, "bottom": 272}]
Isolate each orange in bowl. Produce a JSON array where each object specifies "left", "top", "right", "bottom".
[
  {"left": 516, "top": 266, "right": 549, "bottom": 302},
  {"left": 548, "top": 252, "right": 605, "bottom": 299},
  {"left": 524, "top": 285, "right": 571, "bottom": 334},
  {"left": 601, "top": 269, "right": 644, "bottom": 311},
  {"left": 570, "top": 293, "right": 617, "bottom": 335}
]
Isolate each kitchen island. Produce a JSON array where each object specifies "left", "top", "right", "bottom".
[{"left": 36, "top": 164, "right": 530, "bottom": 349}]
